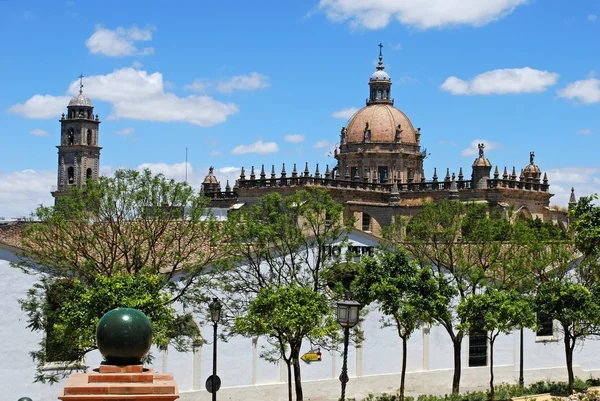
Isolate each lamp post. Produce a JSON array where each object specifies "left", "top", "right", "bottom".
[
  {"left": 519, "top": 327, "right": 524, "bottom": 386},
  {"left": 206, "top": 298, "right": 222, "bottom": 401},
  {"left": 336, "top": 292, "right": 360, "bottom": 401}
]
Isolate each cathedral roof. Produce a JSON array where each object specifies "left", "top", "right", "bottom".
[{"left": 345, "top": 104, "right": 417, "bottom": 144}]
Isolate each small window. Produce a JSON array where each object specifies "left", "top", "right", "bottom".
[
  {"left": 469, "top": 327, "right": 488, "bottom": 367},
  {"left": 325, "top": 212, "right": 332, "bottom": 228},
  {"left": 536, "top": 313, "right": 557, "bottom": 341},
  {"left": 67, "top": 167, "right": 74, "bottom": 184},
  {"left": 351, "top": 167, "right": 358, "bottom": 180},
  {"left": 362, "top": 213, "right": 371, "bottom": 232},
  {"left": 86, "top": 168, "right": 92, "bottom": 180},
  {"left": 67, "top": 129, "right": 74, "bottom": 146},
  {"left": 378, "top": 166, "right": 388, "bottom": 184},
  {"left": 87, "top": 130, "right": 92, "bottom": 145}
]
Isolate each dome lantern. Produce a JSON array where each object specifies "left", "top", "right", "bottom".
[{"left": 367, "top": 43, "right": 393, "bottom": 106}]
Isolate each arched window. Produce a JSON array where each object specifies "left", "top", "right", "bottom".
[
  {"left": 377, "top": 90, "right": 382, "bottom": 99},
  {"left": 67, "top": 129, "right": 74, "bottom": 145},
  {"left": 86, "top": 168, "right": 93, "bottom": 180},
  {"left": 87, "top": 130, "right": 92, "bottom": 145},
  {"left": 67, "top": 167, "right": 74, "bottom": 184}
]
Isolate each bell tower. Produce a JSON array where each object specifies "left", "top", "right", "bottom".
[{"left": 51, "top": 74, "right": 102, "bottom": 202}]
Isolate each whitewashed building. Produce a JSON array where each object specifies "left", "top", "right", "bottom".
[{"left": 1, "top": 221, "right": 600, "bottom": 401}]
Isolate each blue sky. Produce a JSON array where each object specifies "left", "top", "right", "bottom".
[{"left": 1, "top": 0, "right": 599, "bottom": 218}]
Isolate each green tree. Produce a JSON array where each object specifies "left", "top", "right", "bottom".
[
  {"left": 14, "top": 169, "right": 224, "bottom": 382},
  {"left": 522, "top": 195, "right": 600, "bottom": 395},
  {"left": 353, "top": 248, "right": 436, "bottom": 401},
  {"left": 458, "top": 288, "right": 535, "bottom": 401},
  {"left": 535, "top": 280, "right": 600, "bottom": 394},
  {"left": 393, "top": 200, "right": 515, "bottom": 394},
  {"left": 214, "top": 188, "right": 352, "bottom": 401},
  {"left": 233, "top": 285, "right": 339, "bottom": 401}
]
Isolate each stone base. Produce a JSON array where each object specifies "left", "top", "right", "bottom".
[{"left": 58, "top": 364, "right": 179, "bottom": 401}]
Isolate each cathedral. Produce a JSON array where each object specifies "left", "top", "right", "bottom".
[
  {"left": 46, "top": 48, "right": 572, "bottom": 235},
  {"left": 201, "top": 46, "right": 571, "bottom": 235}
]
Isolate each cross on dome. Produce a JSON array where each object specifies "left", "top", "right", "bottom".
[{"left": 78, "top": 73, "right": 85, "bottom": 94}]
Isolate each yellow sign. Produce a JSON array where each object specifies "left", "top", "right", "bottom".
[{"left": 301, "top": 349, "right": 322, "bottom": 363}]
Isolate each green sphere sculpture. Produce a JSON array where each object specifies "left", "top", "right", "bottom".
[{"left": 96, "top": 308, "right": 153, "bottom": 365}]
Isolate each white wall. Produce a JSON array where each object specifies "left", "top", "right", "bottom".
[{"left": 3, "top": 232, "right": 600, "bottom": 401}]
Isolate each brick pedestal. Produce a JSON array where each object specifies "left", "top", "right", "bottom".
[{"left": 58, "top": 364, "right": 179, "bottom": 401}]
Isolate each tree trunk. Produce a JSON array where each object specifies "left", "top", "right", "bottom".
[
  {"left": 489, "top": 338, "right": 495, "bottom": 401},
  {"left": 291, "top": 345, "right": 304, "bottom": 401},
  {"left": 564, "top": 330, "right": 575, "bottom": 395},
  {"left": 400, "top": 335, "right": 408, "bottom": 401},
  {"left": 452, "top": 336, "right": 462, "bottom": 394},
  {"left": 285, "top": 358, "right": 293, "bottom": 401}
]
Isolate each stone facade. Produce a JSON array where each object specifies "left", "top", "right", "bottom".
[{"left": 203, "top": 47, "right": 570, "bottom": 236}]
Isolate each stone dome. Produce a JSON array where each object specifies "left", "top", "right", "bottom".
[
  {"left": 370, "top": 70, "right": 390, "bottom": 81},
  {"left": 345, "top": 104, "right": 417, "bottom": 144},
  {"left": 68, "top": 92, "right": 93, "bottom": 107},
  {"left": 203, "top": 166, "right": 219, "bottom": 184},
  {"left": 523, "top": 163, "right": 541, "bottom": 180},
  {"left": 523, "top": 152, "right": 541, "bottom": 180}
]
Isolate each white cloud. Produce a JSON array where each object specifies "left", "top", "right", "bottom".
[
  {"left": 588, "top": 14, "right": 597, "bottom": 22},
  {"left": 313, "top": 140, "right": 332, "bottom": 149},
  {"left": 7, "top": 95, "right": 71, "bottom": 119},
  {"left": 116, "top": 128, "right": 135, "bottom": 135},
  {"left": 10, "top": 68, "right": 239, "bottom": 127},
  {"left": 86, "top": 25, "right": 155, "bottom": 57},
  {"left": 284, "top": 134, "right": 305, "bottom": 143},
  {"left": 546, "top": 167, "right": 600, "bottom": 206},
  {"left": 461, "top": 139, "right": 502, "bottom": 156},
  {"left": 184, "top": 79, "right": 210, "bottom": 93},
  {"left": 110, "top": 93, "right": 238, "bottom": 127},
  {"left": 577, "top": 128, "right": 592, "bottom": 135},
  {"left": 30, "top": 128, "right": 50, "bottom": 136},
  {"left": 0, "top": 169, "right": 55, "bottom": 219},
  {"left": 131, "top": 61, "right": 143, "bottom": 69},
  {"left": 231, "top": 140, "right": 279, "bottom": 155},
  {"left": 67, "top": 68, "right": 164, "bottom": 102},
  {"left": 558, "top": 78, "right": 600, "bottom": 105},
  {"left": 441, "top": 67, "right": 559, "bottom": 95},
  {"left": 216, "top": 73, "right": 270, "bottom": 93},
  {"left": 210, "top": 150, "right": 222, "bottom": 156},
  {"left": 331, "top": 107, "right": 359, "bottom": 119},
  {"left": 390, "top": 43, "right": 402, "bottom": 50},
  {"left": 318, "top": 0, "right": 528, "bottom": 30}
]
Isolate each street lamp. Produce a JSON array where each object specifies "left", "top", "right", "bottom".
[
  {"left": 18, "top": 398, "right": 33, "bottom": 401},
  {"left": 336, "top": 291, "right": 360, "bottom": 401},
  {"left": 206, "top": 298, "right": 222, "bottom": 401}
]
